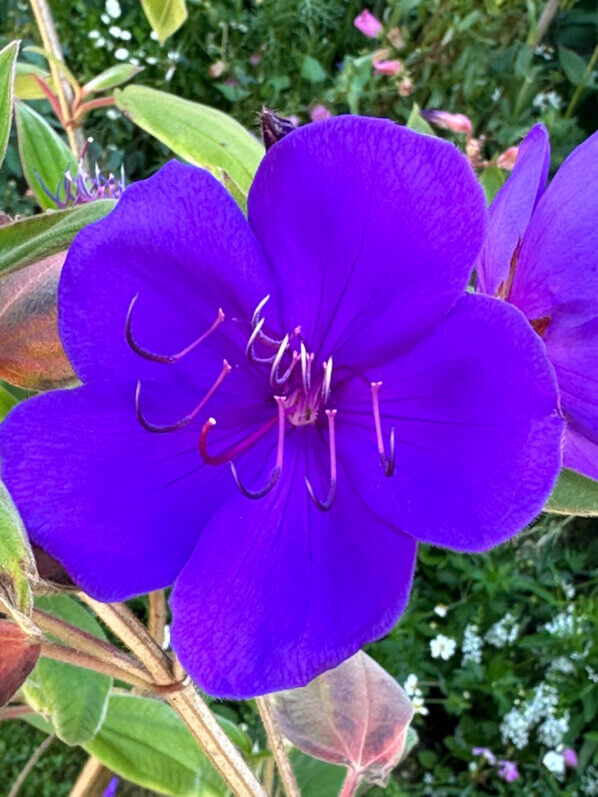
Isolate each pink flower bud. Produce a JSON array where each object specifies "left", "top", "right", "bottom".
[
  {"left": 421, "top": 110, "right": 473, "bottom": 135},
  {"left": 398, "top": 76, "right": 413, "bottom": 97},
  {"left": 373, "top": 59, "right": 402, "bottom": 75},
  {"left": 563, "top": 748, "right": 578, "bottom": 768},
  {"left": 354, "top": 9, "right": 383, "bottom": 38},
  {"left": 208, "top": 60, "right": 226, "bottom": 79},
  {"left": 310, "top": 104, "right": 332, "bottom": 122},
  {"left": 496, "top": 145, "right": 519, "bottom": 171}
]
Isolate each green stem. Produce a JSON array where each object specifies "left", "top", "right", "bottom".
[
  {"left": 565, "top": 42, "right": 598, "bottom": 120},
  {"left": 7, "top": 734, "right": 55, "bottom": 797}
]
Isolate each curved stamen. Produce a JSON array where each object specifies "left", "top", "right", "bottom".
[
  {"left": 199, "top": 413, "right": 279, "bottom": 466},
  {"left": 321, "top": 357, "right": 333, "bottom": 403},
  {"left": 270, "top": 334, "right": 290, "bottom": 386},
  {"left": 230, "top": 397, "right": 286, "bottom": 499},
  {"left": 251, "top": 294, "right": 283, "bottom": 348},
  {"left": 305, "top": 409, "right": 337, "bottom": 511},
  {"left": 246, "top": 318, "right": 276, "bottom": 364},
  {"left": 252, "top": 294, "right": 270, "bottom": 327},
  {"left": 126, "top": 294, "right": 225, "bottom": 364},
  {"left": 136, "top": 360, "right": 231, "bottom": 434},
  {"left": 370, "top": 382, "right": 396, "bottom": 477}
]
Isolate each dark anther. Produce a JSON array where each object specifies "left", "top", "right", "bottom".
[
  {"left": 135, "top": 361, "right": 231, "bottom": 434},
  {"left": 380, "top": 426, "right": 396, "bottom": 477},
  {"left": 371, "top": 382, "right": 396, "bottom": 478},
  {"left": 260, "top": 108, "right": 297, "bottom": 150},
  {"left": 126, "top": 294, "right": 225, "bottom": 364}
]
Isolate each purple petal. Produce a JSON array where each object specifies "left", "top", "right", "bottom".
[
  {"left": 477, "top": 124, "right": 549, "bottom": 296},
  {"left": 546, "top": 310, "right": 598, "bottom": 479},
  {"left": 335, "top": 294, "right": 563, "bottom": 551},
  {"left": 170, "top": 432, "right": 416, "bottom": 699},
  {"left": 510, "top": 129, "right": 598, "bottom": 320},
  {"left": 59, "top": 160, "right": 272, "bottom": 384},
  {"left": 248, "top": 116, "right": 486, "bottom": 369},
  {"left": 0, "top": 382, "right": 238, "bottom": 600}
]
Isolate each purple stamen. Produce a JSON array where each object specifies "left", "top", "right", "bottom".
[
  {"left": 370, "top": 382, "right": 396, "bottom": 477},
  {"left": 136, "top": 360, "right": 231, "bottom": 433},
  {"left": 199, "top": 414, "right": 279, "bottom": 467},
  {"left": 230, "top": 397, "right": 286, "bottom": 499},
  {"left": 305, "top": 409, "right": 338, "bottom": 511},
  {"left": 126, "top": 294, "right": 225, "bottom": 364}
]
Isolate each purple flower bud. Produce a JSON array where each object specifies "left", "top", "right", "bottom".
[
  {"left": 472, "top": 746, "right": 496, "bottom": 765},
  {"left": 103, "top": 777, "right": 119, "bottom": 797},
  {"left": 354, "top": 9, "right": 383, "bottom": 38},
  {"left": 563, "top": 748, "right": 578, "bottom": 768},
  {"left": 260, "top": 108, "right": 297, "bottom": 150},
  {"left": 497, "top": 760, "right": 520, "bottom": 782}
]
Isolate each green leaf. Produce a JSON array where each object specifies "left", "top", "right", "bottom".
[
  {"left": 479, "top": 166, "right": 506, "bottom": 205},
  {"left": 401, "top": 726, "right": 419, "bottom": 761},
  {"left": 15, "top": 102, "right": 75, "bottom": 209},
  {"left": 546, "top": 468, "right": 598, "bottom": 516},
  {"left": 0, "top": 41, "right": 19, "bottom": 171},
  {"left": 84, "top": 693, "right": 227, "bottom": 796},
  {"left": 558, "top": 45, "right": 596, "bottom": 88},
  {"left": 14, "top": 62, "right": 54, "bottom": 100},
  {"left": 290, "top": 751, "right": 345, "bottom": 797},
  {"left": 0, "top": 480, "right": 36, "bottom": 621},
  {"left": 23, "top": 595, "right": 112, "bottom": 745},
  {"left": 406, "top": 103, "right": 434, "bottom": 136},
  {"left": 0, "top": 200, "right": 116, "bottom": 277},
  {"left": 301, "top": 55, "right": 327, "bottom": 83},
  {"left": 0, "top": 385, "right": 18, "bottom": 421},
  {"left": 140, "top": 0, "right": 188, "bottom": 44},
  {"left": 82, "top": 63, "right": 144, "bottom": 95},
  {"left": 114, "top": 85, "right": 263, "bottom": 200}
]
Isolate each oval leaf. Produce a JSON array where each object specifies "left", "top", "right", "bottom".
[
  {"left": 23, "top": 595, "right": 112, "bottom": 745},
  {"left": 83, "top": 63, "right": 143, "bottom": 95},
  {"left": 479, "top": 166, "right": 506, "bottom": 205},
  {"left": 14, "top": 62, "right": 55, "bottom": 100},
  {"left": 114, "top": 85, "right": 263, "bottom": 199},
  {"left": 546, "top": 468, "right": 598, "bottom": 516},
  {"left": 0, "top": 480, "right": 36, "bottom": 622},
  {"left": 15, "top": 101, "right": 75, "bottom": 209},
  {"left": 0, "top": 620, "right": 41, "bottom": 706},
  {"left": 270, "top": 651, "right": 414, "bottom": 787},
  {"left": 0, "top": 41, "right": 19, "bottom": 170},
  {"left": 84, "top": 693, "right": 227, "bottom": 796},
  {"left": 406, "top": 103, "right": 434, "bottom": 136},
  {"left": 0, "top": 200, "right": 116, "bottom": 277},
  {"left": 140, "top": 0, "right": 188, "bottom": 44},
  {"left": 0, "top": 251, "right": 76, "bottom": 390}
]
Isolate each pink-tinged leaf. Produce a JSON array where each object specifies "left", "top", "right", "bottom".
[
  {"left": 0, "top": 251, "right": 76, "bottom": 390},
  {"left": 0, "top": 620, "right": 41, "bottom": 706},
  {"left": 270, "top": 651, "right": 414, "bottom": 788}
]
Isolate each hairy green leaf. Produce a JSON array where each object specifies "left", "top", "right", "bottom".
[
  {"left": 546, "top": 468, "right": 598, "bottom": 516},
  {"left": 0, "top": 41, "right": 19, "bottom": 171},
  {"left": 0, "top": 481, "right": 36, "bottom": 621},
  {"left": 140, "top": 0, "right": 188, "bottom": 44}
]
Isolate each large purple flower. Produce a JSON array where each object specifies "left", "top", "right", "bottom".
[
  {"left": 0, "top": 117, "right": 563, "bottom": 698},
  {"left": 477, "top": 124, "right": 598, "bottom": 480}
]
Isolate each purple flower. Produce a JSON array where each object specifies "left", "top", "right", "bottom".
[
  {"left": 563, "top": 748, "right": 578, "bottom": 768},
  {"left": 40, "top": 162, "right": 125, "bottom": 209},
  {"left": 477, "top": 125, "right": 598, "bottom": 480},
  {"left": 0, "top": 117, "right": 563, "bottom": 698},
  {"left": 103, "top": 777, "right": 118, "bottom": 797},
  {"left": 354, "top": 9, "right": 383, "bottom": 38},
  {"left": 497, "top": 760, "right": 520, "bottom": 782},
  {"left": 472, "top": 746, "right": 496, "bottom": 765}
]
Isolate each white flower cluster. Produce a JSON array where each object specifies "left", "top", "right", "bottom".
[
  {"left": 430, "top": 634, "right": 456, "bottom": 661},
  {"left": 538, "top": 712, "right": 570, "bottom": 747},
  {"left": 500, "top": 683, "right": 559, "bottom": 749},
  {"left": 461, "top": 623, "right": 483, "bottom": 665},
  {"left": 547, "top": 656, "right": 576, "bottom": 677},
  {"left": 545, "top": 606, "right": 578, "bottom": 637},
  {"left": 532, "top": 90, "right": 563, "bottom": 112},
  {"left": 582, "top": 766, "right": 598, "bottom": 795},
  {"left": 485, "top": 613, "right": 519, "bottom": 647},
  {"left": 403, "top": 674, "right": 428, "bottom": 716}
]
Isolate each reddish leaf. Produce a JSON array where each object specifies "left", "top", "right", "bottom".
[
  {"left": 270, "top": 651, "right": 414, "bottom": 787},
  {"left": 0, "top": 251, "right": 76, "bottom": 390},
  {"left": 0, "top": 620, "right": 41, "bottom": 706}
]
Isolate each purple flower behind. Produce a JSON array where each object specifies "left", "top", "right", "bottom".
[
  {"left": 477, "top": 125, "right": 598, "bottom": 480},
  {"left": 40, "top": 162, "right": 125, "bottom": 209},
  {"left": 0, "top": 117, "right": 563, "bottom": 698},
  {"left": 473, "top": 746, "right": 496, "bottom": 765},
  {"left": 103, "top": 777, "right": 118, "bottom": 797},
  {"left": 563, "top": 748, "right": 578, "bottom": 768},
  {"left": 497, "top": 760, "right": 520, "bottom": 783}
]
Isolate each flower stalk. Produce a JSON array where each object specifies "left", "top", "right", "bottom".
[
  {"left": 148, "top": 590, "right": 167, "bottom": 647},
  {"left": 256, "top": 696, "right": 300, "bottom": 797}
]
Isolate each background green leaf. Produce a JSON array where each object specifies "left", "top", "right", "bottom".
[
  {"left": 0, "top": 41, "right": 19, "bottom": 171},
  {"left": 23, "top": 595, "right": 112, "bottom": 745},
  {"left": 140, "top": 0, "right": 188, "bottom": 44},
  {"left": 406, "top": 103, "right": 434, "bottom": 136},
  {"left": 546, "top": 467, "right": 598, "bottom": 516},
  {"left": 479, "top": 166, "right": 506, "bottom": 204},
  {"left": 15, "top": 102, "right": 75, "bottom": 209},
  {"left": 558, "top": 45, "right": 597, "bottom": 89},
  {"left": 84, "top": 693, "right": 227, "bottom": 796},
  {"left": 290, "top": 750, "right": 345, "bottom": 797},
  {"left": 0, "top": 480, "right": 36, "bottom": 620},
  {"left": 0, "top": 385, "right": 17, "bottom": 421},
  {"left": 0, "top": 200, "right": 115, "bottom": 277},
  {"left": 114, "top": 85, "right": 263, "bottom": 201}
]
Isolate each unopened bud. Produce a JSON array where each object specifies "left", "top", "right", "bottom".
[
  {"left": 373, "top": 59, "right": 402, "bottom": 75},
  {"left": 260, "top": 108, "right": 297, "bottom": 150},
  {"left": 0, "top": 620, "right": 41, "bottom": 707},
  {"left": 354, "top": 9, "right": 383, "bottom": 38},
  {"left": 421, "top": 109, "right": 473, "bottom": 135},
  {"left": 496, "top": 145, "right": 519, "bottom": 171},
  {"left": 208, "top": 60, "right": 226, "bottom": 79}
]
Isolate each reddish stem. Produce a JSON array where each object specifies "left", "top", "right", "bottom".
[{"left": 338, "top": 769, "right": 362, "bottom": 797}]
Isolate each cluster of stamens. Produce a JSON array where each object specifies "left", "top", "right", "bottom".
[{"left": 126, "top": 293, "right": 395, "bottom": 510}]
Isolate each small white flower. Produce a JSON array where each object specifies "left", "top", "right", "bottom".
[
  {"left": 150, "top": 31, "right": 159, "bottom": 41},
  {"left": 462, "top": 623, "right": 483, "bottom": 665},
  {"left": 109, "top": 25, "right": 121, "bottom": 37},
  {"left": 105, "top": 0, "right": 122, "bottom": 19},
  {"left": 130, "top": 57, "right": 140, "bottom": 66},
  {"left": 486, "top": 613, "right": 519, "bottom": 647},
  {"left": 114, "top": 48, "right": 129, "bottom": 61},
  {"left": 543, "top": 751, "right": 565, "bottom": 776},
  {"left": 434, "top": 603, "right": 448, "bottom": 617},
  {"left": 119, "top": 30, "right": 132, "bottom": 41},
  {"left": 88, "top": 30, "right": 100, "bottom": 39},
  {"left": 404, "top": 674, "right": 419, "bottom": 696},
  {"left": 106, "top": 109, "right": 121, "bottom": 120},
  {"left": 145, "top": 56, "right": 158, "bottom": 65},
  {"left": 430, "top": 634, "right": 456, "bottom": 660},
  {"left": 94, "top": 37, "right": 107, "bottom": 48},
  {"left": 412, "top": 695, "right": 429, "bottom": 716},
  {"left": 101, "top": 13, "right": 111, "bottom": 24}
]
